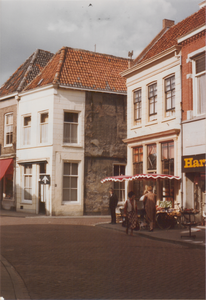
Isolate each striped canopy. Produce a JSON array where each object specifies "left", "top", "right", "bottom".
[{"left": 101, "top": 174, "right": 181, "bottom": 183}]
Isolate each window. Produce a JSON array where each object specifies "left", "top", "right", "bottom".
[
  {"left": 161, "top": 141, "right": 174, "bottom": 175},
  {"left": 147, "top": 144, "right": 157, "bottom": 171},
  {"left": 165, "top": 76, "right": 175, "bottom": 111},
  {"left": 63, "top": 162, "right": 78, "bottom": 201},
  {"left": 148, "top": 83, "right": 157, "bottom": 116},
  {"left": 63, "top": 112, "right": 78, "bottom": 143},
  {"left": 161, "top": 141, "right": 174, "bottom": 205},
  {"left": 24, "top": 165, "right": 32, "bottom": 201},
  {"left": 134, "top": 89, "right": 141, "bottom": 121},
  {"left": 113, "top": 165, "right": 125, "bottom": 202},
  {"left": 40, "top": 112, "right": 48, "bottom": 143},
  {"left": 133, "top": 146, "right": 143, "bottom": 200},
  {"left": 133, "top": 146, "right": 143, "bottom": 174},
  {"left": 195, "top": 54, "right": 206, "bottom": 115},
  {"left": 5, "top": 113, "right": 13, "bottom": 146},
  {"left": 23, "top": 116, "right": 31, "bottom": 145}
]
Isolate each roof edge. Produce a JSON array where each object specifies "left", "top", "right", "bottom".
[{"left": 121, "top": 45, "right": 181, "bottom": 78}]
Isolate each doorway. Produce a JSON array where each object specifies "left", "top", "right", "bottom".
[{"left": 38, "top": 163, "right": 46, "bottom": 214}]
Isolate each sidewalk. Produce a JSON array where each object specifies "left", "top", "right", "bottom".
[{"left": 98, "top": 222, "right": 206, "bottom": 250}]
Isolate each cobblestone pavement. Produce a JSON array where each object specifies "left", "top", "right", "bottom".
[{"left": 0, "top": 216, "right": 205, "bottom": 299}]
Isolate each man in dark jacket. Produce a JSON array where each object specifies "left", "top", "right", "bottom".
[{"left": 109, "top": 188, "right": 118, "bottom": 224}]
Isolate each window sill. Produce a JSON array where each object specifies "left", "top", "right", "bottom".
[
  {"left": 182, "top": 113, "right": 206, "bottom": 124},
  {"left": 131, "top": 124, "right": 142, "bottom": 130},
  {"left": 21, "top": 201, "right": 32, "bottom": 204},
  {"left": 4, "top": 144, "right": 13, "bottom": 148},
  {"left": 145, "top": 120, "right": 158, "bottom": 127},
  {"left": 161, "top": 116, "right": 176, "bottom": 123},
  {"left": 62, "top": 201, "right": 79, "bottom": 205},
  {"left": 62, "top": 143, "right": 83, "bottom": 148}
]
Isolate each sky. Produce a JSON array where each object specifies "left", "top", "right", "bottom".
[{"left": 0, "top": 0, "right": 202, "bottom": 87}]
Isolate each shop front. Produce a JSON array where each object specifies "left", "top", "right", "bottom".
[
  {"left": 0, "top": 158, "right": 15, "bottom": 210},
  {"left": 182, "top": 154, "right": 206, "bottom": 223}
]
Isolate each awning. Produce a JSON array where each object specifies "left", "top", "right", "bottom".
[
  {"left": 0, "top": 158, "right": 13, "bottom": 180},
  {"left": 101, "top": 174, "right": 181, "bottom": 183}
]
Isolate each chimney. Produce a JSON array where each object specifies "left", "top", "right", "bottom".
[
  {"left": 199, "top": 0, "right": 206, "bottom": 8},
  {"left": 162, "top": 19, "right": 175, "bottom": 29}
]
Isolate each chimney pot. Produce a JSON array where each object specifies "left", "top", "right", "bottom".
[{"left": 162, "top": 19, "right": 175, "bottom": 29}]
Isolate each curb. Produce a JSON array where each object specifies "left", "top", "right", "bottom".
[
  {"left": 0, "top": 255, "right": 31, "bottom": 299},
  {"left": 97, "top": 223, "right": 205, "bottom": 250}
]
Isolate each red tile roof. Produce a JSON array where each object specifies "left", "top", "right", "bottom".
[
  {"left": 0, "top": 49, "right": 54, "bottom": 98},
  {"left": 25, "top": 47, "right": 129, "bottom": 94},
  {"left": 133, "top": 7, "right": 206, "bottom": 65}
]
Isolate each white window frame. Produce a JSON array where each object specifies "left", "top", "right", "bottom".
[
  {"left": 23, "top": 115, "right": 31, "bottom": 146},
  {"left": 62, "top": 161, "right": 79, "bottom": 203},
  {"left": 4, "top": 113, "right": 13, "bottom": 147},
  {"left": 22, "top": 164, "right": 32, "bottom": 204},
  {"left": 133, "top": 89, "right": 142, "bottom": 124},
  {"left": 191, "top": 51, "right": 206, "bottom": 116},
  {"left": 39, "top": 111, "right": 49, "bottom": 144},
  {"left": 63, "top": 111, "right": 79, "bottom": 144}
]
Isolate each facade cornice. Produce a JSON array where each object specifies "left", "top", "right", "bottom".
[
  {"left": 178, "top": 25, "right": 206, "bottom": 45},
  {"left": 121, "top": 45, "right": 181, "bottom": 78},
  {"left": 19, "top": 84, "right": 55, "bottom": 97},
  {"left": 59, "top": 85, "right": 127, "bottom": 95},
  {"left": 123, "top": 129, "right": 180, "bottom": 144},
  {"left": 0, "top": 92, "right": 18, "bottom": 101}
]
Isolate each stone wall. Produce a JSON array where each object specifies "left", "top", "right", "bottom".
[{"left": 84, "top": 92, "right": 127, "bottom": 214}]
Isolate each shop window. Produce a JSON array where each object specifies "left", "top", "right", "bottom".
[
  {"left": 23, "top": 165, "right": 32, "bottom": 201},
  {"left": 63, "top": 162, "right": 78, "bottom": 201},
  {"left": 113, "top": 164, "right": 125, "bottom": 202},
  {"left": 40, "top": 112, "right": 48, "bottom": 143},
  {"left": 147, "top": 144, "right": 157, "bottom": 171},
  {"left": 63, "top": 112, "right": 78, "bottom": 144},
  {"left": 161, "top": 141, "right": 174, "bottom": 175},
  {"left": 194, "top": 53, "right": 206, "bottom": 115},
  {"left": 133, "top": 146, "right": 143, "bottom": 200},
  {"left": 23, "top": 116, "right": 31, "bottom": 145},
  {"left": 4, "top": 113, "right": 13, "bottom": 146},
  {"left": 148, "top": 83, "right": 157, "bottom": 120},
  {"left": 134, "top": 89, "right": 141, "bottom": 122},
  {"left": 165, "top": 75, "right": 175, "bottom": 114},
  {"left": 133, "top": 146, "right": 143, "bottom": 174}
]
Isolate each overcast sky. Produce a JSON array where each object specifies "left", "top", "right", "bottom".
[{"left": 0, "top": 0, "right": 201, "bottom": 87}]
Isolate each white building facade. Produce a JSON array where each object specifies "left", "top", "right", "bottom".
[
  {"left": 16, "top": 86, "right": 85, "bottom": 215},
  {"left": 122, "top": 46, "right": 182, "bottom": 207}
]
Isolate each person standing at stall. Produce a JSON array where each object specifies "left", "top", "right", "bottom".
[
  {"left": 124, "top": 191, "right": 138, "bottom": 236},
  {"left": 143, "top": 186, "right": 156, "bottom": 231},
  {"left": 109, "top": 188, "right": 118, "bottom": 224}
]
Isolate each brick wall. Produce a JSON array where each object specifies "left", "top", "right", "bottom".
[
  {"left": 181, "top": 31, "right": 205, "bottom": 121},
  {"left": 84, "top": 92, "right": 127, "bottom": 214},
  {"left": 0, "top": 101, "right": 17, "bottom": 156}
]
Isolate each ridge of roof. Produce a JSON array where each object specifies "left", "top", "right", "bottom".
[
  {"left": 133, "top": 27, "right": 169, "bottom": 65},
  {"left": 24, "top": 46, "right": 130, "bottom": 94},
  {"left": 0, "top": 49, "right": 54, "bottom": 98},
  {"left": 133, "top": 6, "right": 206, "bottom": 66}
]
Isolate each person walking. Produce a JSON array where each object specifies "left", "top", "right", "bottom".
[
  {"left": 109, "top": 188, "right": 118, "bottom": 224},
  {"left": 124, "top": 191, "right": 138, "bottom": 236},
  {"left": 143, "top": 186, "right": 156, "bottom": 231}
]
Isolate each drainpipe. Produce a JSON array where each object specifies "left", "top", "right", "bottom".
[{"left": 180, "top": 54, "right": 183, "bottom": 209}]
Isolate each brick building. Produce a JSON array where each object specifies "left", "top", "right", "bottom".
[
  {"left": 0, "top": 50, "right": 54, "bottom": 210},
  {"left": 179, "top": 0, "right": 206, "bottom": 222}
]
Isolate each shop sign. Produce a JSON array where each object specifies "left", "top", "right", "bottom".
[
  {"left": 40, "top": 175, "right": 50, "bottom": 185},
  {"left": 182, "top": 154, "right": 206, "bottom": 173}
]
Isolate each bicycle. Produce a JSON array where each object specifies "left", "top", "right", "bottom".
[{"left": 156, "top": 207, "right": 181, "bottom": 230}]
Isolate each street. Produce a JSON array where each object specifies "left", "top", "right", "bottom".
[{"left": 0, "top": 216, "right": 205, "bottom": 299}]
